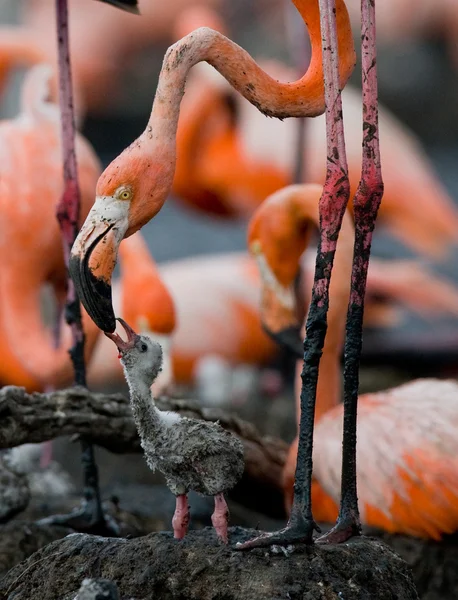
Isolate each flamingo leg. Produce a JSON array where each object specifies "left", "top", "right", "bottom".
[
  {"left": 172, "top": 494, "right": 190, "bottom": 539},
  {"left": 37, "top": 0, "right": 117, "bottom": 537},
  {"left": 236, "top": 0, "right": 351, "bottom": 550},
  {"left": 318, "top": 0, "right": 383, "bottom": 544},
  {"left": 211, "top": 493, "right": 229, "bottom": 544}
]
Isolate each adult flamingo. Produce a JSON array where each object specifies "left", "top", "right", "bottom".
[
  {"left": 69, "top": 0, "right": 388, "bottom": 548},
  {"left": 237, "top": 0, "right": 383, "bottom": 548},
  {"left": 250, "top": 184, "right": 458, "bottom": 539},
  {"left": 69, "top": 0, "right": 356, "bottom": 333}
]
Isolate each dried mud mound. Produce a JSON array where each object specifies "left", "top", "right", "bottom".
[{"left": 0, "top": 527, "right": 418, "bottom": 600}]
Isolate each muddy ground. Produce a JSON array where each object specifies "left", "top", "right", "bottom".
[{"left": 0, "top": 528, "right": 419, "bottom": 600}]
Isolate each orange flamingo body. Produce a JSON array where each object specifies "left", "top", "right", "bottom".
[
  {"left": 0, "top": 65, "right": 101, "bottom": 390},
  {"left": 249, "top": 184, "right": 458, "bottom": 539},
  {"left": 22, "top": 0, "right": 223, "bottom": 113}
]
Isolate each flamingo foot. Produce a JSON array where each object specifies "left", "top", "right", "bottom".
[
  {"left": 234, "top": 513, "right": 320, "bottom": 550},
  {"left": 37, "top": 497, "right": 120, "bottom": 537},
  {"left": 172, "top": 494, "right": 190, "bottom": 539},
  {"left": 211, "top": 493, "right": 229, "bottom": 543},
  {"left": 316, "top": 512, "right": 361, "bottom": 545},
  {"left": 37, "top": 440, "right": 119, "bottom": 536}
]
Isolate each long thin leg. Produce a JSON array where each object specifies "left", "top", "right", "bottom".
[
  {"left": 211, "top": 493, "right": 229, "bottom": 544},
  {"left": 172, "top": 494, "right": 190, "bottom": 539},
  {"left": 318, "top": 0, "right": 383, "bottom": 545},
  {"left": 37, "top": 0, "right": 116, "bottom": 536},
  {"left": 236, "top": 0, "right": 351, "bottom": 550}
]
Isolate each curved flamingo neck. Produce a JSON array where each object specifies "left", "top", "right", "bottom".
[
  {"left": 0, "top": 27, "right": 46, "bottom": 68},
  {"left": 146, "top": 0, "right": 354, "bottom": 148}
]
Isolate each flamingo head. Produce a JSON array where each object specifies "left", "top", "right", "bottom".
[
  {"left": 248, "top": 192, "right": 311, "bottom": 359},
  {"left": 69, "top": 139, "right": 174, "bottom": 332}
]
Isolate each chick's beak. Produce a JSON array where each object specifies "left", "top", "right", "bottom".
[
  {"left": 69, "top": 196, "right": 129, "bottom": 333},
  {"left": 104, "top": 317, "right": 139, "bottom": 352}
]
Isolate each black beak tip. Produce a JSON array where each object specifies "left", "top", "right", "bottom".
[
  {"left": 69, "top": 254, "right": 117, "bottom": 333},
  {"left": 264, "top": 325, "right": 304, "bottom": 359},
  {"left": 95, "top": 0, "right": 140, "bottom": 14}
]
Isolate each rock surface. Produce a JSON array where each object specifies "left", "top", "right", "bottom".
[
  {"left": 0, "top": 521, "right": 72, "bottom": 578},
  {"left": 0, "top": 455, "right": 29, "bottom": 524},
  {"left": 0, "top": 528, "right": 418, "bottom": 600}
]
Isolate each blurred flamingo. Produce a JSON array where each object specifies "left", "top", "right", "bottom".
[
  {"left": 0, "top": 27, "right": 48, "bottom": 99},
  {"left": 87, "top": 233, "right": 278, "bottom": 391},
  {"left": 174, "top": 60, "right": 458, "bottom": 259},
  {"left": 20, "top": 0, "right": 222, "bottom": 114},
  {"left": 88, "top": 235, "right": 458, "bottom": 392},
  {"left": 0, "top": 65, "right": 101, "bottom": 390},
  {"left": 345, "top": 0, "right": 458, "bottom": 68},
  {"left": 249, "top": 183, "right": 458, "bottom": 539}
]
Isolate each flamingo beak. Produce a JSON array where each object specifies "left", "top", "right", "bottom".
[
  {"left": 69, "top": 196, "right": 130, "bottom": 333},
  {"left": 266, "top": 325, "right": 303, "bottom": 359},
  {"left": 259, "top": 269, "right": 304, "bottom": 360},
  {"left": 95, "top": 0, "right": 140, "bottom": 14},
  {"left": 104, "top": 317, "right": 139, "bottom": 353}
]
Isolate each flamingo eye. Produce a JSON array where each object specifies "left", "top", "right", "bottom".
[
  {"left": 115, "top": 186, "right": 133, "bottom": 201},
  {"left": 140, "top": 343, "right": 148, "bottom": 353}
]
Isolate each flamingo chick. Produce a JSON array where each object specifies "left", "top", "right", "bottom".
[{"left": 106, "top": 318, "right": 244, "bottom": 543}]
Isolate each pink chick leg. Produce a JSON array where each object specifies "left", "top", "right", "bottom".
[
  {"left": 172, "top": 494, "right": 190, "bottom": 539},
  {"left": 211, "top": 493, "right": 229, "bottom": 544}
]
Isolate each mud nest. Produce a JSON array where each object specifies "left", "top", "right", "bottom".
[{"left": 0, "top": 527, "right": 418, "bottom": 600}]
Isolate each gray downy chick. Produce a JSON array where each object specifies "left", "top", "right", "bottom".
[{"left": 105, "top": 318, "right": 244, "bottom": 543}]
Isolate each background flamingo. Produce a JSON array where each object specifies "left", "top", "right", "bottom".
[
  {"left": 174, "top": 59, "right": 458, "bottom": 259},
  {"left": 250, "top": 183, "right": 458, "bottom": 540},
  {"left": 0, "top": 64, "right": 101, "bottom": 389}
]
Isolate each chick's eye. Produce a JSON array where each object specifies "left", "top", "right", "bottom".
[{"left": 140, "top": 343, "right": 148, "bottom": 353}]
